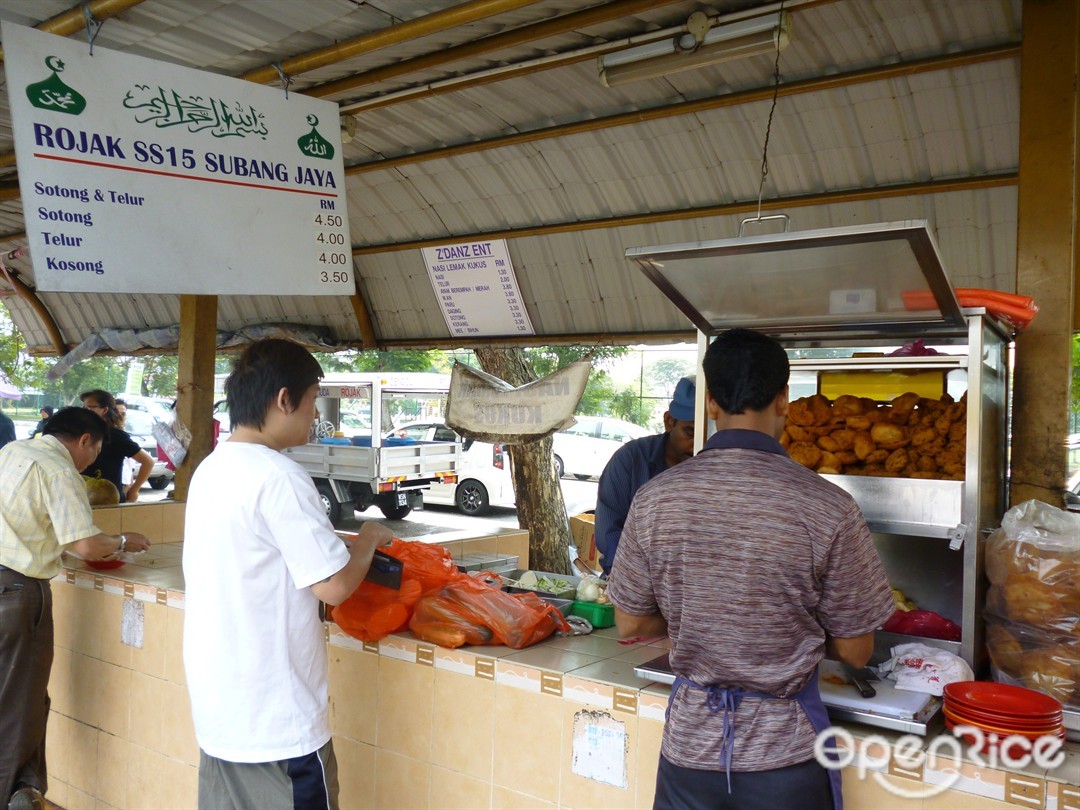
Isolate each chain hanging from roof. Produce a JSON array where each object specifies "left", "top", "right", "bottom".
[{"left": 751, "top": 0, "right": 787, "bottom": 227}]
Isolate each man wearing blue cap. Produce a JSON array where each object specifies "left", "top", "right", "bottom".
[{"left": 594, "top": 376, "right": 696, "bottom": 576}]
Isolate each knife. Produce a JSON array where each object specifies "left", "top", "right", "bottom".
[{"left": 843, "top": 664, "right": 879, "bottom": 698}]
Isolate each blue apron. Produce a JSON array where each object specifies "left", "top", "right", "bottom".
[{"left": 666, "top": 667, "right": 842, "bottom": 810}]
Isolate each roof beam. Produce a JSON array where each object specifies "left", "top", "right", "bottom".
[
  {"left": 306, "top": 0, "right": 687, "bottom": 100},
  {"left": 345, "top": 42, "right": 1020, "bottom": 177},
  {"left": 0, "top": 0, "right": 146, "bottom": 63},
  {"left": 0, "top": 262, "right": 67, "bottom": 355},
  {"left": 352, "top": 172, "right": 1019, "bottom": 256},
  {"left": 240, "top": 0, "right": 546, "bottom": 86}
]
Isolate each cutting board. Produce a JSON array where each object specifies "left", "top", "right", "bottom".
[{"left": 818, "top": 660, "right": 933, "bottom": 719}]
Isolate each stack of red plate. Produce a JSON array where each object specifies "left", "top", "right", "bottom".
[{"left": 943, "top": 682, "right": 1064, "bottom": 758}]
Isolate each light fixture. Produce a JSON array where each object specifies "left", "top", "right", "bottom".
[{"left": 598, "top": 11, "right": 790, "bottom": 87}]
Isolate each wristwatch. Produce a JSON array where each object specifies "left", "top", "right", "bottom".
[{"left": 118, "top": 533, "right": 128, "bottom": 553}]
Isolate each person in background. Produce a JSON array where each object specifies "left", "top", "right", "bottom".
[
  {"left": 79, "top": 390, "right": 154, "bottom": 503},
  {"left": 28, "top": 407, "right": 53, "bottom": 439},
  {"left": 114, "top": 399, "right": 128, "bottom": 427},
  {"left": 594, "top": 376, "right": 696, "bottom": 576},
  {"left": 608, "top": 329, "right": 894, "bottom": 810},
  {"left": 0, "top": 409, "right": 15, "bottom": 451},
  {"left": 0, "top": 407, "right": 150, "bottom": 810},
  {"left": 183, "top": 338, "right": 391, "bottom": 810}
]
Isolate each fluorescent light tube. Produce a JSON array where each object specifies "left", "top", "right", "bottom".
[{"left": 598, "top": 11, "right": 789, "bottom": 87}]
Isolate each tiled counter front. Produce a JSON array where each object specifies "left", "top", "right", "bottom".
[
  {"left": 326, "top": 629, "right": 1080, "bottom": 810},
  {"left": 47, "top": 534, "right": 1078, "bottom": 810}
]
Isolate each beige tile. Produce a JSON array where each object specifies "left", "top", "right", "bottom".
[
  {"left": 68, "top": 587, "right": 104, "bottom": 660},
  {"left": 128, "top": 671, "right": 164, "bottom": 752},
  {"left": 429, "top": 765, "right": 492, "bottom": 810},
  {"left": 496, "top": 531, "right": 529, "bottom": 568},
  {"left": 64, "top": 785, "right": 95, "bottom": 810},
  {"left": 634, "top": 720, "right": 663, "bottom": 810},
  {"left": 91, "top": 507, "right": 122, "bottom": 535},
  {"left": 67, "top": 721, "right": 98, "bottom": 797},
  {"left": 120, "top": 503, "right": 164, "bottom": 540},
  {"left": 96, "top": 662, "right": 132, "bottom": 739},
  {"left": 160, "top": 502, "right": 186, "bottom": 542},
  {"left": 160, "top": 680, "right": 200, "bottom": 765},
  {"left": 431, "top": 669, "right": 495, "bottom": 780},
  {"left": 51, "top": 581, "right": 74, "bottom": 651},
  {"left": 334, "top": 736, "right": 375, "bottom": 810},
  {"left": 328, "top": 646, "right": 379, "bottom": 744},
  {"left": 49, "top": 645, "right": 74, "bottom": 718},
  {"left": 841, "top": 770, "right": 924, "bottom": 809},
  {"left": 922, "top": 789, "right": 1022, "bottom": 810},
  {"left": 559, "top": 703, "right": 637, "bottom": 810},
  {"left": 130, "top": 600, "right": 168, "bottom": 679},
  {"left": 164, "top": 604, "right": 186, "bottom": 685},
  {"left": 157, "top": 756, "right": 199, "bottom": 810},
  {"left": 460, "top": 535, "right": 498, "bottom": 554},
  {"left": 97, "top": 594, "right": 133, "bottom": 669},
  {"left": 45, "top": 711, "right": 73, "bottom": 784},
  {"left": 70, "top": 654, "right": 103, "bottom": 728},
  {"left": 374, "top": 750, "right": 430, "bottom": 810},
  {"left": 95, "top": 731, "right": 131, "bottom": 809},
  {"left": 493, "top": 684, "right": 562, "bottom": 803},
  {"left": 504, "top": 646, "right": 602, "bottom": 674},
  {"left": 491, "top": 785, "right": 556, "bottom": 810},
  {"left": 44, "top": 777, "right": 68, "bottom": 809},
  {"left": 127, "top": 742, "right": 168, "bottom": 810},
  {"left": 376, "top": 656, "right": 434, "bottom": 761}
]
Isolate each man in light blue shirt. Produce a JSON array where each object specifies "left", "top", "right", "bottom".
[{"left": 594, "top": 377, "right": 696, "bottom": 576}]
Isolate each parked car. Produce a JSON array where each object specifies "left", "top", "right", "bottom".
[
  {"left": 121, "top": 407, "right": 174, "bottom": 490},
  {"left": 552, "top": 416, "right": 651, "bottom": 479},
  {"left": 387, "top": 421, "right": 515, "bottom": 516},
  {"left": 1065, "top": 470, "right": 1080, "bottom": 513}
]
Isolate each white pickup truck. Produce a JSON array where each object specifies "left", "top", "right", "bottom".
[{"left": 283, "top": 373, "right": 460, "bottom": 524}]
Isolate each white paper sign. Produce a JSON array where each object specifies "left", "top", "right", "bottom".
[
  {"left": 570, "top": 710, "right": 627, "bottom": 788},
  {"left": 421, "top": 239, "right": 534, "bottom": 337},
  {"left": 3, "top": 23, "right": 352, "bottom": 295}
]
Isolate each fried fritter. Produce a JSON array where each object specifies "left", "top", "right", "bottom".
[
  {"left": 788, "top": 441, "right": 822, "bottom": 469},
  {"left": 870, "top": 422, "right": 910, "bottom": 450}
]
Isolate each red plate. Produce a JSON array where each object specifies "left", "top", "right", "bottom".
[
  {"left": 85, "top": 559, "right": 125, "bottom": 570},
  {"left": 947, "top": 721, "right": 1065, "bottom": 759},
  {"left": 943, "top": 703, "right": 1062, "bottom": 730},
  {"left": 943, "top": 682, "right": 1062, "bottom": 718},
  {"left": 943, "top": 706, "right": 1062, "bottom": 736}
]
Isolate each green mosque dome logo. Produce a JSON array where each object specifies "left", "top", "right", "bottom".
[
  {"left": 298, "top": 114, "right": 334, "bottom": 160},
  {"left": 26, "top": 56, "right": 87, "bottom": 115}
]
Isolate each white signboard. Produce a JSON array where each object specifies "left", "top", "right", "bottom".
[
  {"left": 3, "top": 23, "right": 352, "bottom": 295},
  {"left": 421, "top": 239, "right": 534, "bottom": 337}
]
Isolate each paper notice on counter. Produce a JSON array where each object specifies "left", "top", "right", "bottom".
[
  {"left": 121, "top": 597, "right": 144, "bottom": 649},
  {"left": 571, "top": 709, "right": 627, "bottom": 788},
  {"left": 421, "top": 239, "right": 534, "bottom": 337}
]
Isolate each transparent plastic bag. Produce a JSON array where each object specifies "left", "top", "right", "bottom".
[{"left": 983, "top": 499, "right": 1080, "bottom": 707}]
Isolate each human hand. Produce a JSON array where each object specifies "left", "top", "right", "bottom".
[
  {"left": 353, "top": 522, "right": 393, "bottom": 553},
  {"left": 119, "top": 532, "right": 152, "bottom": 554},
  {"left": 125, "top": 485, "right": 140, "bottom": 503}
]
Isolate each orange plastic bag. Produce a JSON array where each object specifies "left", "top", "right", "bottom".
[
  {"left": 330, "top": 538, "right": 462, "bottom": 642},
  {"left": 409, "top": 574, "right": 571, "bottom": 649}
]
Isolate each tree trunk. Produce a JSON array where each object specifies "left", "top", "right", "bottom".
[{"left": 474, "top": 347, "right": 572, "bottom": 575}]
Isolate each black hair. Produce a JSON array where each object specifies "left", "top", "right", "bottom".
[
  {"left": 225, "top": 339, "right": 323, "bottom": 430},
  {"left": 703, "top": 328, "right": 790, "bottom": 415},
  {"left": 43, "top": 406, "right": 109, "bottom": 443},
  {"left": 40, "top": 406, "right": 55, "bottom": 417},
  {"left": 80, "top": 389, "right": 122, "bottom": 428}
]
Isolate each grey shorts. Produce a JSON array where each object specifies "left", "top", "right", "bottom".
[{"left": 198, "top": 739, "right": 339, "bottom": 810}]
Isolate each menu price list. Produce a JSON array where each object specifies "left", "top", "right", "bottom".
[{"left": 314, "top": 210, "right": 351, "bottom": 285}]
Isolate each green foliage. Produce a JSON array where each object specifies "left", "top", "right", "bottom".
[
  {"left": 647, "top": 356, "right": 693, "bottom": 396},
  {"left": 314, "top": 349, "right": 445, "bottom": 373}
]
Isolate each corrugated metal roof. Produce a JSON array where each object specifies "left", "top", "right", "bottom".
[{"left": 0, "top": 0, "right": 1023, "bottom": 353}]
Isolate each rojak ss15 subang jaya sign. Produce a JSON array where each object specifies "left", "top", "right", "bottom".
[{"left": 3, "top": 23, "right": 351, "bottom": 295}]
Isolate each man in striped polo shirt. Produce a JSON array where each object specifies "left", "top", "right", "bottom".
[
  {"left": 595, "top": 376, "right": 696, "bottom": 576},
  {"left": 608, "top": 329, "right": 894, "bottom": 810}
]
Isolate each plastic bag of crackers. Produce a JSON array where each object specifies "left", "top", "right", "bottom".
[
  {"left": 984, "top": 499, "right": 1080, "bottom": 708},
  {"left": 781, "top": 391, "right": 966, "bottom": 479}
]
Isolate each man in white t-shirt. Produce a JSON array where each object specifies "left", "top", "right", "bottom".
[{"left": 183, "top": 339, "right": 390, "bottom": 810}]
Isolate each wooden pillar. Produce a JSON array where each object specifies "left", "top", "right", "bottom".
[
  {"left": 172, "top": 295, "right": 218, "bottom": 500},
  {"left": 1011, "top": 0, "right": 1079, "bottom": 507}
]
